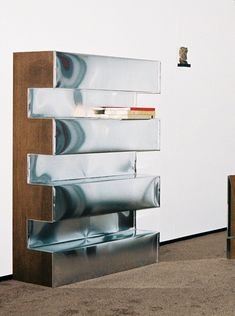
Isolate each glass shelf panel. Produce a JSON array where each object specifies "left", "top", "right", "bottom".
[
  {"left": 55, "top": 51, "right": 161, "bottom": 93},
  {"left": 28, "top": 152, "right": 136, "bottom": 184},
  {"left": 55, "top": 118, "right": 160, "bottom": 154}
]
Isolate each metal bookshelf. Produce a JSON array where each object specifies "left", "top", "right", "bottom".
[{"left": 13, "top": 51, "right": 161, "bottom": 286}]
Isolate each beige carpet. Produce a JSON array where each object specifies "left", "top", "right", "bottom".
[{"left": 1, "top": 231, "right": 235, "bottom": 315}]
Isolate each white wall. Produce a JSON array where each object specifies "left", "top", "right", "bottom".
[{"left": 1, "top": 0, "right": 235, "bottom": 277}]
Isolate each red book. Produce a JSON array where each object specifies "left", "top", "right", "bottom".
[{"left": 130, "top": 107, "right": 155, "bottom": 111}]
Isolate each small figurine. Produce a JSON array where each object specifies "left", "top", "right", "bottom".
[{"left": 178, "top": 47, "right": 191, "bottom": 67}]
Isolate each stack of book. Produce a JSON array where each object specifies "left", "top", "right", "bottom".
[
  {"left": 75, "top": 106, "right": 156, "bottom": 119},
  {"left": 103, "top": 107, "right": 155, "bottom": 119}
]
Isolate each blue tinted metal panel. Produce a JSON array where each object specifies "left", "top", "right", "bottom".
[
  {"left": 52, "top": 175, "right": 160, "bottom": 220},
  {"left": 55, "top": 52, "right": 161, "bottom": 93},
  {"left": 28, "top": 212, "right": 134, "bottom": 249},
  {"left": 30, "top": 229, "right": 159, "bottom": 286},
  {"left": 55, "top": 118, "right": 160, "bottom": 154},
  {"left": 28, "top": 152, "right": 136, "bottom": 184},
  {"left": 51, "top": 230, "right": 159, "bottom": 286},
  {"left": 27, "top": 172, "right": 160, "bottom": 220}
]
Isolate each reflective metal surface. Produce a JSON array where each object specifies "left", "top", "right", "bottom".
[
  {"left": 55, "top": 52, "right": 161, "bottom": 93},
  {"left": 28, "top": 212, "right": 134, "bottom": 249},
  {"left": 52, "top": 175, "right": 160, "bottom": 220},
  {"left": 55, "top": 118, "right": 160, "bottom": 154},
  {"left": 24, "top": 51, "right": 161, "bottom": 286},
  {"left": 31, "top": 229, "right": 159, "bottom": 287},
  {"left": 28, "top": 88, "right": 141, "bottom": 118},
  {"left": 28, "top": 152, "right": 136, "bottom": 183}
]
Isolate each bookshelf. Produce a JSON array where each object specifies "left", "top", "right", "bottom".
[
  {"left": 227, "top": 176, "right": 235, "bottom": 258},
  {"left": 13, "top": 51, "right": 161, "bottom": 286}
]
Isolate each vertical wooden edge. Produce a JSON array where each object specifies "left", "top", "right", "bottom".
[
  {"left": 228, "top": 176, "right": 235, "bottom": 236},
  {"left": 227, "top": 238, "right": 235, "bottom": 259},
  {"left": 227, "top": 176, "right": 235, "bottom": 259},
  {"left": 228, "top": 176, "right": 231, "bottom": 236},
  {"left": 13, "top": 51, "right": 55, "bottom": 286}
]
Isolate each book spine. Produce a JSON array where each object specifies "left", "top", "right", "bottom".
[
  {"left": 104, "top": 114, "right": 154, "bottom": 119},
  {"left": 105, "top": 110, "right": 155, "bottom": 115},
  {"left": 104, "top": 107, "right": 156, "bottom": 111}
]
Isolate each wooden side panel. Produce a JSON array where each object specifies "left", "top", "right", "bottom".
[
  {"left": 230, "top": 239, "right": 235, "bottom": 259},
  {"left": 227, "top": 239, "right": 235, "bottom": 259},
  {"left": 13, "top": 52, "right": 54, "bottom": 285},
  {"left": 227, "top": 176, "right": 235, "bottom": 259},
  {"left": 228, "top": 176, "right": 235, "bottom": 237}
]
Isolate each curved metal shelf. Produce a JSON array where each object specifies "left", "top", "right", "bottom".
[
  {"left": 28, "top": 175, "right": 160, "bottom": 220},
  {"left": 29, "top": 228, "right": 159, "bottom": 287},
  {"left": 28, "top": 152, "right": 136, "bottom": 184},
  {"left": 55, "top": 51, "right": 161, "bottom": 93},
  {"left": 54, "top": 118, "right": 160, "bottom": 154},
  {"left": 28, "top": 88, "right": 153, "bottom": 118},
  {"left": 28, "top": 212, "right": 134, "bottom": 249}
]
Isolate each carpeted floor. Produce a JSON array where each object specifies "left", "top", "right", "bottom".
[{"left": 1, "top": 231, "right": 235, "bottom": 315}]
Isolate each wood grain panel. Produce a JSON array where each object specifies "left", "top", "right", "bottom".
[
  {"left": 13, "top": 52, "right": 54, "bottom": 286},
  {"left": 228, "top": 176, "right": 235, "bottom": 237},
  {"left": 227, "top": 239, "right": 235, "bottom": 259},
  {"left": 227, "top": 176, "right": 235, "bottom": 259},
  {"left": 230, "top": 239, "right": 235, "bottom": 259}
]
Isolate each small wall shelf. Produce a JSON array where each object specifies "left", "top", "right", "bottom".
[{"left": 13, "top": 51, "right": 161, "bottom": 286}]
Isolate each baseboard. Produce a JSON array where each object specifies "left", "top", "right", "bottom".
[
  {"left": 160, "top": 227, "right": 227, "bottom": 245},
  {"left": 0, "top": 274, "right": 13, "bottom": 282}
]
